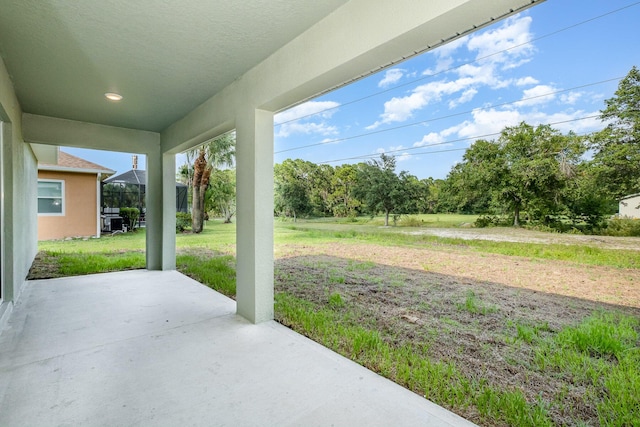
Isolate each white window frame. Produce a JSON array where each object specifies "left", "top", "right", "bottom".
[{"left": 37, "top": 179, "right": 65, "bottom": 216}]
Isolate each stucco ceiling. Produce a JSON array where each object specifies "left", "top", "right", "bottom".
[{"left": 0, "top": 0, "right": 348, "bottom": 132}]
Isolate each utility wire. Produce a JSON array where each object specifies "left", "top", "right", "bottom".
[
  {"left": 273, "top": 1, "right": 640, "bottom": 127},
  {"left": 274, "top": 77, "right": 620, "bottom": 154},
  {"left": 316, "top": 115, "right": 600, "bottom": 164}
]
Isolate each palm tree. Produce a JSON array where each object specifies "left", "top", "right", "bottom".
[{"left": 189, "top": 132, "right": 235, "bottom": 233}]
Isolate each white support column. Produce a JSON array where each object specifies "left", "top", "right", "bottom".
[
  {"left": 146, "top": 148, "right": 176, "bottom": 270},
  {"left": 162, "top": 153, "right": 176, "bottom": 270},
  {"left": 235, "top": 108, "right": 274, "bottom": 324}
]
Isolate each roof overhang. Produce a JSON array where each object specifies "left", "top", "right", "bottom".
[
  {"left": 2, "top": 1, "right": 545, "bottom": 153},
  {"left": 38, "top": 164, "right": 115, "bottom": 176}
]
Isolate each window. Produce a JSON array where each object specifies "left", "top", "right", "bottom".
[{"left": 38, "top": 179, "right": 64, "bottom": 215}]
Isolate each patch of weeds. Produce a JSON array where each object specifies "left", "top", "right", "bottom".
[
  {"left": 346, "top": 260, "right": 376, "bottom": 271},
  {"left": 516, "top": 323, "right": 538, "bottom": 344},
  {"left": 456, "top": 290, "right": 498, "bottom": 315},
  {"left": 399, "top": 215, "right": 423, "bottom": 227},
  {"left": 555, "top": 311, "right": 638, "bottom": 359},
  {"left": 507, "top": 320, "right": 551, "bottom": 344},
  {"left": 597, "top": 348, "right": 640, "bottom": 425},
  {"left": 333, "top": 230, "right": 358, "bottom": 239},
  {"left": 440, "top": 316, "right": 463, "bottom": 328},
  {"left": 416, "top": 302, "right": 432, "bottom": 311},
  {"left": 532, "top": 311, "right": 640, "bottom": 424},
  {"left": 475, "top": 387, "right": 553, "bottom": 427},
  {"left": 329, "top": 274, "right": 346, "bottom": 284},
  {"left": 328, "top": 292, "right": 345, "bottom": 309}
]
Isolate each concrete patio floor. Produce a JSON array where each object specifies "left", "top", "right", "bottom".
[{"left": 0, "top": 270, "right": 476, "bottom": 426}]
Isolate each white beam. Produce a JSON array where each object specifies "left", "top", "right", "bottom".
[{"left": 22, "top": 113, "right": 159, "bottom": 154}]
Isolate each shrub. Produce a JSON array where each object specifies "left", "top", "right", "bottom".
[
  {"left": 474, "top": 215, "right": 508, "bottom": 228},
  {"left": 176, "top": 212, "right": 192, "bottom": 232},
  {"left": 119, "top": 207, "right": 140, "bottom": 230},
  {"left": 603, "top": 218, "right": 640, "bottom": 237},
  {"left": 399, "top": 215, "right": 422, "bottom": 227}
]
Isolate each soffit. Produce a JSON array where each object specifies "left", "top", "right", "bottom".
[{"left": 0, "top": 0, "right": 348, "bottom": 132}]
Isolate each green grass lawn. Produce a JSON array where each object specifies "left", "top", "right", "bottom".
[
  {"left": 39, "top": 217, "right": 640, "bottom": 269},
  {"left": 299, "top": 213, "right": 479, "bottom": 228}
]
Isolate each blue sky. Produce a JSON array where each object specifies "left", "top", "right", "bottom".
[{"left": 65, "top": 0, "right": 639, "bottom": 180}]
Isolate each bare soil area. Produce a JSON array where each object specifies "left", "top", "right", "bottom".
[
  {"left": 274, "top": 241, "right": 640, "bottom": 425},
  {"left": 277, "top": 242, "right": 640, "bottom": 308}
]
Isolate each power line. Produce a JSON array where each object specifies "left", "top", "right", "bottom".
[
  {"left": 273, "top": 1, "right": 640, "bottom": 127},
  {"left": 274, "top": 77, "right": 620, "bottom": 155},
  {"left": 316, "top": 115, "right": 601, "bottom": 164}
]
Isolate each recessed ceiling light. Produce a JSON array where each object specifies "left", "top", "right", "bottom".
[{"left": 105, "top": 92, "right": 123, "bottom": 101}]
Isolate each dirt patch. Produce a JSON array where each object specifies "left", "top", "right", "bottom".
[
  {"left": 405, "top": 227, "right": 640, "bottom": 251},
  {"left": 277, "top": 242, "right": 640, "bottom": 308}
]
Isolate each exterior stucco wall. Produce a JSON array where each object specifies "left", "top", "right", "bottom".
[
  {"left": 1, "top": 54, "right": 38, "bottom": 328},
  {"left": 619, "top": 195, "right": 640, "bottom": 218},
  {"left": 20, "top": 143, "right": 38, "bottom": 278},
  {"left": 37, "top": 171, "right": 98, "bottom": 240}
]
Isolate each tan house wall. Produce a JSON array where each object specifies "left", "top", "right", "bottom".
[
  {"left": 619, "top": 195, "right": 640, "bottom": 219},
  {"left": 38, "top": 171, "right": 97, "bottom": 240}
]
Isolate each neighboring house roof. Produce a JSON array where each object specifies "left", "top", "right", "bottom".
[
  {"left": 38, "top": 151, "right": 115, "bottom": 176},
  {"left": 619, "top": 193, "right": 640, "bottom": 202},
  {"left": 105, "top": 169, "right": 187, "bottom": 187}
]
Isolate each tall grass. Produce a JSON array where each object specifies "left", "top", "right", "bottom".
[{"left": 532, "top": 312, "right": 640, "bottom": 425}]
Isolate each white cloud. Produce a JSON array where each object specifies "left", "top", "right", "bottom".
[
  {"left": 515, "top": 76, "right": 539, "bottom": 86},
  {"left": 275, "top": 100, "right": 340, "bottom": 137},
  {"left": 560, "top": 91, "right": 583, "bottom": 105},
  {"left": 396, "top": 152, "right": 412, "bottom": 162},
  {"left": 378, "top": 68, "right": 405, "bottom": 88},
  {"left": 466, "top": 15, "right": 534, "bottom": 66},
  {"left": 514, "top": 84, "right": 557, "bottom": 107},
  {"left": 367, "top": 78, "right": 479, "bottom": 129},
  {"left": 413, "top": 132, "right": 445, "bottom": 147},
  {"left": 449, "top": 88, "right": 478, "bottom": 109},
  {"left": 277, "top": 122, "right": 338, "bottom": 138},
  {"left": 452, "top": 108, "right": 523, "bottom": 138},
  {"left": 423, "top": 36, "right": 469, "bottom": 76},
  {"left": 437, "top": 35, "right": 470, "bottom": 57},
  {"left": 368, "top": 15, "right": 535, "bottom": 129},
  {"left": 442, "top": 107, "right": 604, "bottom": 142}
]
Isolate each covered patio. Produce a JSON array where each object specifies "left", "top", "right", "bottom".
[
  {"left": 1, "top": 270, "right": 474, "bottom": 426},
  {"left": 1, "top": 1, "right": 543, "bottom": 424}
]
